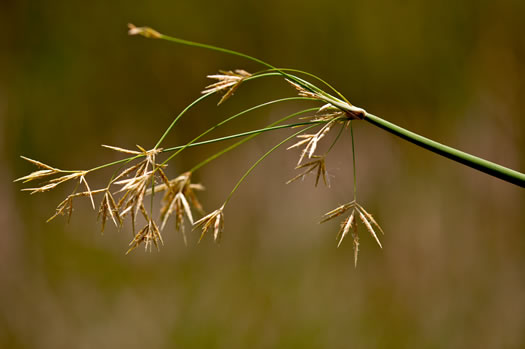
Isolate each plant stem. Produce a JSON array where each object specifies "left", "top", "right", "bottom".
[
  {"left": 158, "top": 34, "right": 321, "bottom": 95},
  {"left": 85, "top": 120, "right": 325, "bottom": 175},
  {"left": 362, "top": 112, "right": 525, "bottom": 187},
  {"left": 189, "top": 108, "right": 319, "bottom": 172},
  {"left": 159, "top": 97, "right": 318, "bottom": 167},
  {"left": 155, "top": 92, "right": 214, "bottom": 149},
  {"left": 350, "top": 121, "right": 357, "bottom": 200}
]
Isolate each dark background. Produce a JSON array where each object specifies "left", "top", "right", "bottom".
[{"left": 1, "top": 0, "right": 524, "bottom": 348}]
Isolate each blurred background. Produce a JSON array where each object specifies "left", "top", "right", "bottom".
[{"left": 1, "top": 0, "right": 524, "bottom": 348}]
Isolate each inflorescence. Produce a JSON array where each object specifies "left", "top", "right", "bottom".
[{"left": 15, "top": 24, "right": 385, "bottom": 265}]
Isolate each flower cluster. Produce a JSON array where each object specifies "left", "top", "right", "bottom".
[{"left": 16, "top": 26, "right": 385, "bottom": 265}]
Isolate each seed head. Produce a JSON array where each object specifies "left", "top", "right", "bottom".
[
  {"left": 193, "top": 205, "right": 225, "bottom": 243},
  {"left": 321, "top": 201, "right": 384, "bottom": 266},
  {"left": 287, "top": 121, "right": 335, "bottom": 164},
  {"left": 126, "top": 205, "right": 163, "bottom": 254},
  {"left": 286, "top": 155, "right": 330, "bottom": 187},
  {"left": 127, "top": 23, "right": 161, "bottom": 39},
  {"left": 202, "top": 69, "right": 252, "bottom": 105}
]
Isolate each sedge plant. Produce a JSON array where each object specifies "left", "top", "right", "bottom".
[{"left": 15, "top": 24, "right": 525, "bottom": 265}]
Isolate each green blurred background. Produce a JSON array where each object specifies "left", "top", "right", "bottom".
[{"left": 2, "top": 0, "right": 524, "bottom": 348}]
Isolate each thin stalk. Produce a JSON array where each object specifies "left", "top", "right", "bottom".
[
  {"left": 79, "top": 120, "right": 325, "bottom": 176},
  {"left": 168, "top": 119, "right": 323, "bottom": 154},
  {"left": 159, "top": 97, "right": 318, "bottom": 167},
  {"left": 274, "top": 68, "right": 350, "bottom": 104},
  {"left": 155, "top": 32, "right": 321, "bottom": 95},
  {"left": 190, "top": 108, "right": 320, "bottom": 172},
  {"left": 155, "top": 92, "right": 214, "bottom": 149},
  {"left": 350, "top": 121, "right": 357, "bottom": 201},
  {"left": 224, "top": 123, "right": 319, "bottom": 205},
  {"left": 326, "top": 122, "right": 346, "bottom": 154}
]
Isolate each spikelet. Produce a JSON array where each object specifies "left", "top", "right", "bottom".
[
  {"left": 286, "top": 155, "right": 329, "bottom": 187},
  {"left": 126, "top": 205, "right": 163, "bottom": 254},
  {"left": 98, "top": 190, "right": 122, "bottom": 232},
  {"left": 127, "top": 23, "right": 161, "bottom": 39},
  {"left": 193, "top": 205, "right": 225, "bottom": 243},
  {"left": 287, "top": 120, "right": 335, "bottom": 164},
  {"left": 321, "top": 201, "right": 384, "bottom": 266},
  {"left": 202, "top": 70, "right": 252, "bottom": 105}
]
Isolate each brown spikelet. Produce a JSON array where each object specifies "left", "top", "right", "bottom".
[
  {"left": 352, "top": 223, "right": 359, "bottom": 268},
  {"left": 287, "top": 120, "right": 335, "bottom": 164},
  {"left": 98, "top": 190, "right": 122, "bottom": 232},
  {"left": 286, "top": 156, "right": 329, "bottom": 187},
  {"left": 321, "top": 201, "right": 384, "bottom": 266},
  {"left": 15, "top": 157, "right": 60, "bottom": 183},
  {"left": 336, "top": 210, "right": 355, "bottom": 248},
  {"left": 20, "top": 171, "right": 88, "bottom": 195},
  {"left": 47, "top": 196, "right": 74, "bottom": 223},
  {"left": 357, "top": 209, "right": 382, "bottom": 249},
  {"left": 285, "top": 79, "right": 319, "bottom": 99},
  {"left": 202, "top": 70, "right": 252, "bottom": 105},
  {"left": 320, "top": 202, "right": 353, "bottom": 223},
  {"left": 126, "top": 206, "right": 163, "bottom": 254},
  {"left": 193, "top": 205, "right": 225, "bottom": 243},
  {"left": 127, "top": 23, "right": 161, "bottom": 39}
]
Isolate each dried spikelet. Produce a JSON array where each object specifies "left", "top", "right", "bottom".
[
  {"left": 21, "top": 171, "right": 86, "bottom": 194},
  {"left": 79, "top": 174, "right": 95, "bottom": 209},
  {"left": 286, "top": 156, "right": 329, "bottom": 187},
  {"left": 127, "top": 23, "right": 161, "bottom": 39},
  {"left": 319, "top": 103, "right": 338, "bottom": 113},
  {"left": 202, "top": 69, "right": 252, "bottom": 105},
  {"left": 286, "top": 79, "right": 319, "bottom": 99},
  {"left": 306, "top": 111, "right": 346, "bottom": 123},
  {"left": 357, "top": 208, "right": 382, "bottom": 248},
  {"left": 103, "top": 144, "right": 162, "bottom": 162},
  {"left": 319, "top": 202, "right": 353, "bottom": 223},
  {"left": 15, "top": 157, "right": 61, "bottom": 183},
  {"left": 113, "top": 162, "right": 145, "bottom": 182},
  {"left": 356, "top": 203, "right": 384, "bottom": 235},
  {"left": 126, "top": 206, "right": 163, "bottom": 254},
  {"left": 47, "top": 196, "right": 74, "bottom": 223},
  {"left": 102, "top": 144, "right": 141, "bottom": 155},
  {"left": 287, "top": 121, "right": 335, "bottom": 164},
  {"left": 336, "top": 210, "right": 355, "bottom": 248},
  {"left": 152, "top": 172, "right": 205, "bottom": 214},
  {"left": 47, "top": 189, "right": 106, "bottom": 223},
  {"left": 157, "top": 172, "right": 195, "bottom": 244},
  {"left": 194, "top": 205, "right": 225, "bottom": 243},
  {"left": 98, "top": 190, "right": 122, "bottom": 232},
  {"left": 321, "top": 201, "right": 384, "bottom": 266},
  {"left": 112, "top": 145, "right": 163, "bottom": 232},
  {"left": 352, "top": 224, "right": 359, "bottom": 267},
  {"left": 185, "top": 183, "right": 205, "bottom": 214}
]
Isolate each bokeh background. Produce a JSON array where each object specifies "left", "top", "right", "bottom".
[{"left": 2, "top": 0, "right": 524, "bottom": 348}]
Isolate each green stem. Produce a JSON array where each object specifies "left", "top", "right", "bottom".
[
  {"left": 85, "top": 120, "right": 324, "bottom": 175},
  {"left": 326, "top": 122, "right": 346, "bottom": 154},
  {"left": 363, "top": 112, "right": 525, "bottom": 187},
  {"left": 350, "top": 121, "right": 357, "bottom": 201},
  {"left": 154, "top": 92, "right": 214, "bottom": 149},
  {"left": 190, "top": 108, "right": 320, "bottom": 172},
  {"left": 157, "top": 34, "right": 320, "bottom": 95},
  {"left": 159, "top": 97, "right": 317, "bottom": 167}
]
